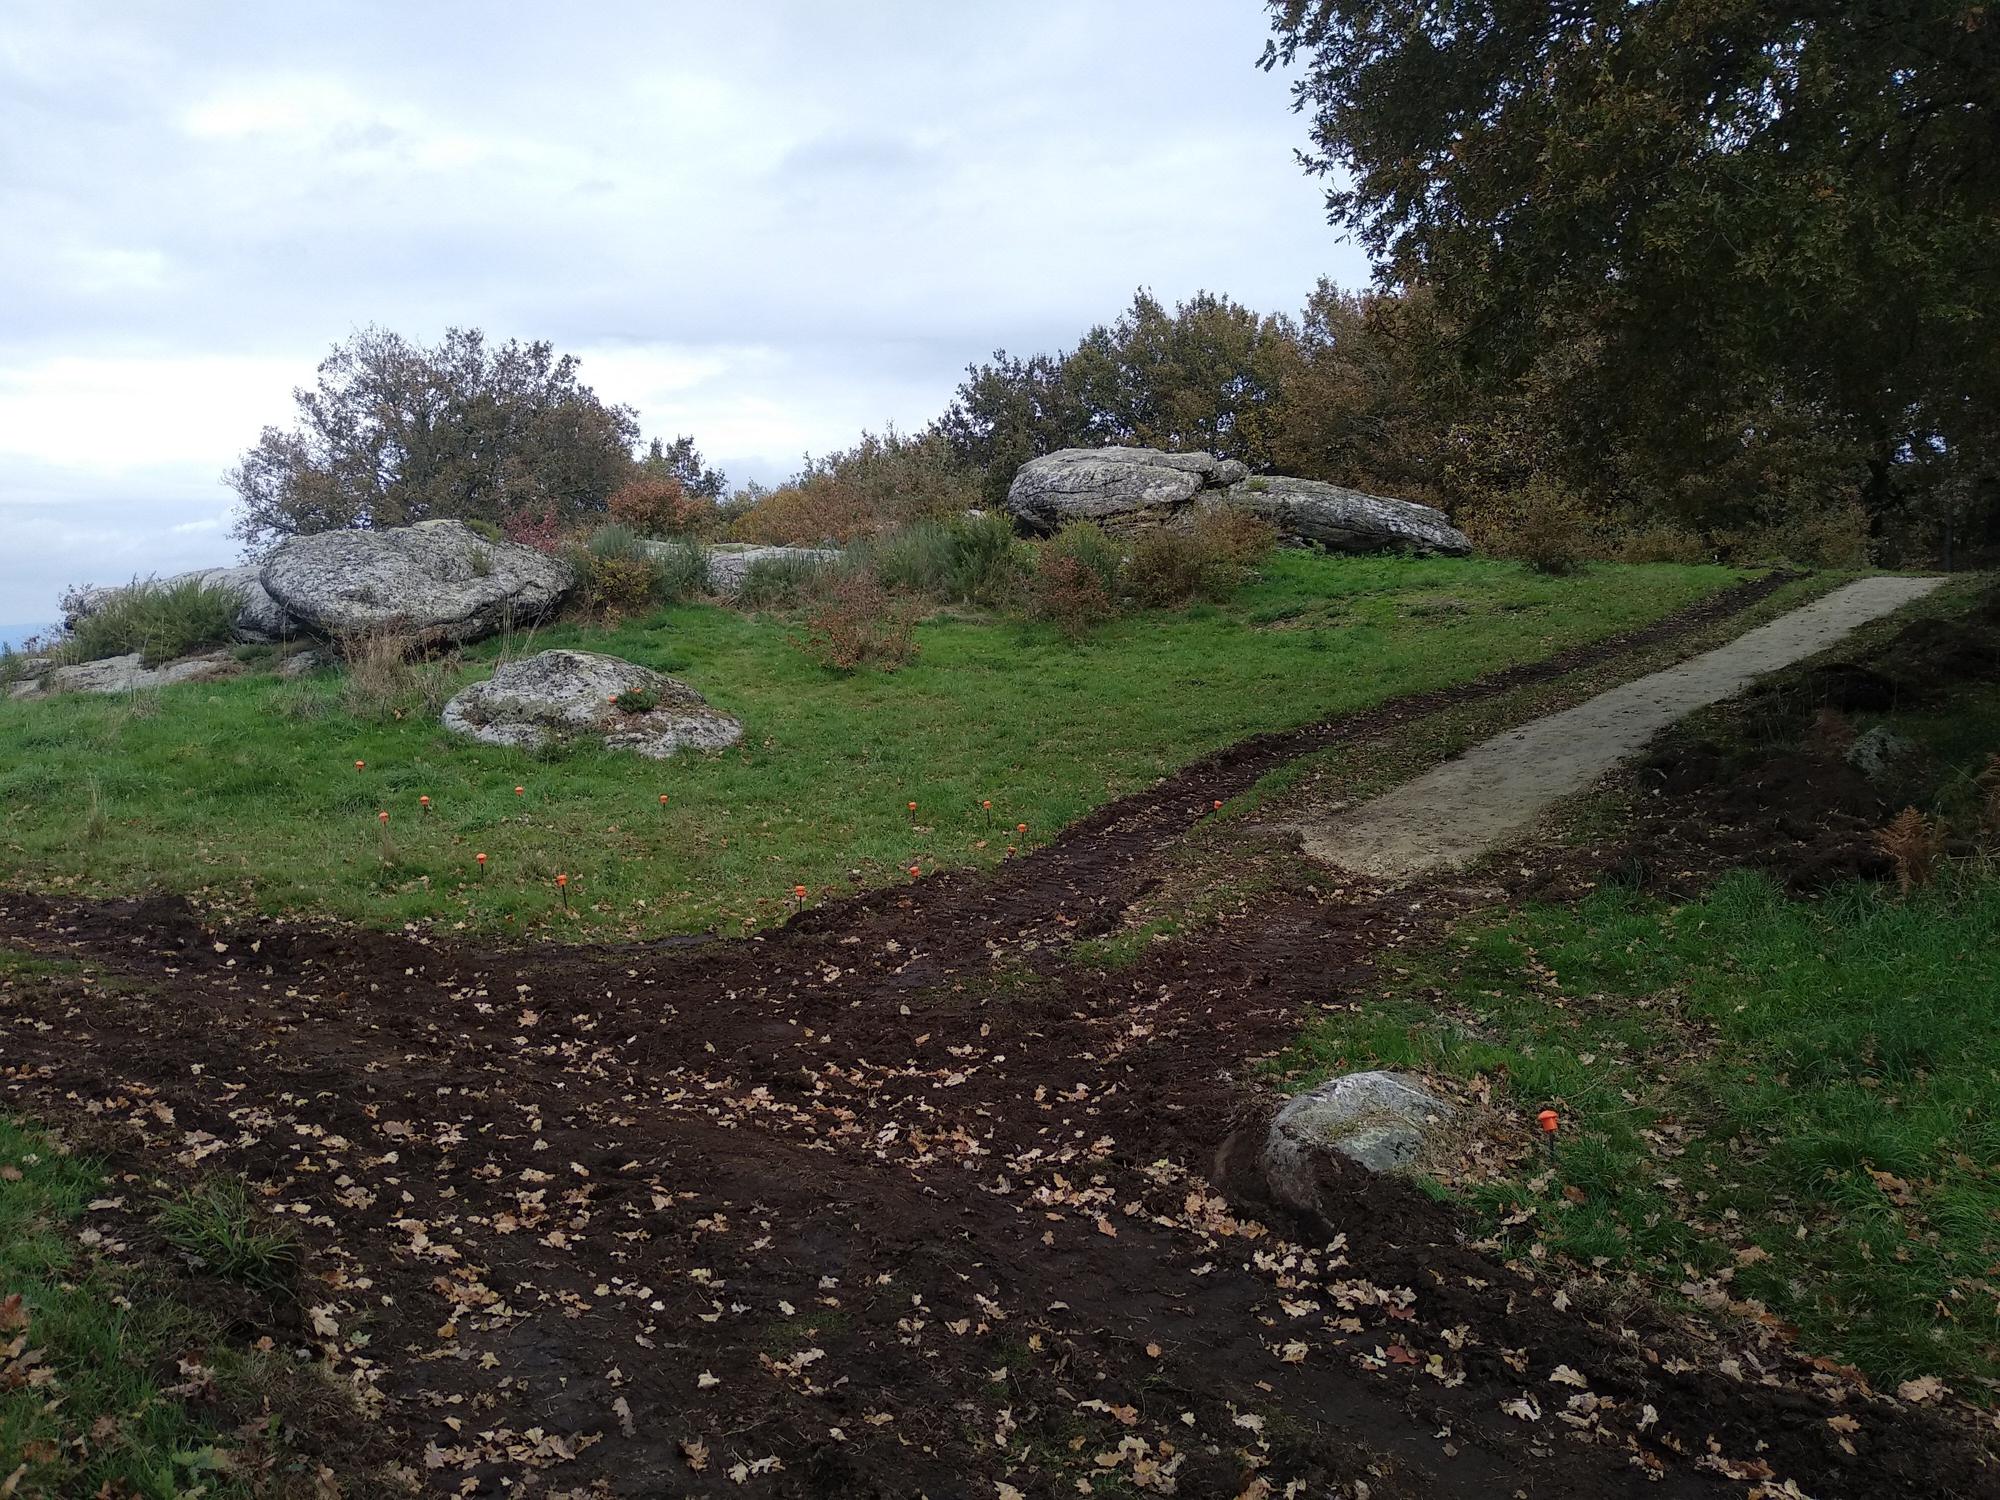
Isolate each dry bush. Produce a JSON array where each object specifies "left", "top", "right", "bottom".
[
  {"left": 1458, "top": 474, "right": 1601, "bottom": 576},
  {"left": 1128, "top": 508, "right": 1279, "bottom": 607},
  {"left": 1712, "top": 497, "right": 1875, "bottom": 568},
  {"left": 1876, "top": 807, "right": 1945, "bottom": 896},
  {"left": 1192, "top": 506, "right": 1280, "bottom": 569},
  {"left": 1616, "top": 523, "right": 1714, "bottom": 565},
  {"left": 1026, "top": 554, "right": 1117, "bottom": 641},
  {"left": 792, "top": 572, "right": 920, "bottom": 672},
  {"left": 337, "top": 629, "right": 459, "bottom": 720},
  {"left": 731, "top": 429, "right": 981, "bottom": 545},
  {"left": 607, "top": 474, "right": 708, "bottom": 536}
]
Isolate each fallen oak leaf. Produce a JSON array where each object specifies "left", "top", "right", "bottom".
[{"left": 680, "top": 1438, "right": 709, "bottom": 1471}]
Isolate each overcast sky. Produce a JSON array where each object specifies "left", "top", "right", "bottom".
[{"left": 0, "top": 1, "right": 1368, "bottom": 628}]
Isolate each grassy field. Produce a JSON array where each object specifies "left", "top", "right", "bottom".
[
  {"left": 0, "top": 554, "right": 1739, "bottom": 938},
  {"left": 1278, "top": 665, "right": 2000, "bottom": 1396}
]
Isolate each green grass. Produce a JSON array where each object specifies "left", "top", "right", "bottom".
[
  {"left": 0, "top": 554, "right": 1739, "bottom": 938},
  {"left": 62, "top": 577, "right": 243, "bottom": 667},
  {"left": 0, "top": 1117, "right": 280, "bottom": 1498},
  {"left": 155, "top": 1182, "right": 301, "bottom": 1296},
  {"left": 1279, "top": 866, "right": 2000, "bottom": 1394}
]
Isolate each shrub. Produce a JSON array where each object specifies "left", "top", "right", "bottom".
[
  {"left": 863, "top": 513, "right": 1025, "bottom": 606},
  {"left": 1616, "top": 522, "right": 1713, "bottom": 565},
  {"left": 62, "top": 577, "right": 242, "bottom": 666},
  {"left": 502, "top": 506, "right": 564, "bottom": 553},
  {"left": 1025, "top": 523, "right": 1124, "bottom": 640},
  {"left": 737, "top": 552, "right": 832, "bottom": 610},
  {"left": 793, "top": 572, "right": 920, "bottom": 672},
  {"left": 1459, "top": 474, "right": 1599, "bottom": 576},
  {"left": 1712, "top": 498, "right": 1875, "bottom": 569},
  {"left": 1124, "top": 510, "right": 1275, "bottom": 608},
  {"left": 1041, "top": 521, "right": 1123, "bottom": 596},
  {"left": 1125, "top": 528, "right": 1210, "bottom": 607},
  {"left": 577, "top": 554, "right": 660, "bottom": 615},
  {"left": 608, "top": 474, "right": 708, "bottom": 536},
  {"left": 1192, "top": 506, "right": 1279, "bottom": 570},
  {"left": 731, "top": 429, "right": 982, "bottom": 545}
]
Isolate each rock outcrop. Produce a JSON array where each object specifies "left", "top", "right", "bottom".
[
  {"left": 1260, "top": 1071, "right": 1454, "bottom": 1211},
  {"left": 261, "top": 521, "right": 572, "bottom": 646},
  {"left": 1224, "top": 477, "right": 1472, "bottom": 557},
  {"left": 1005, "top": 446, "right": 1473, "bottom": 556},
  {"left": 1005, "top": 447, "right": 1248, "bottom": 534},
  {"left": 6, "top": 649, "right": 244, "bottom": 700},
  {"left": 441, "top": 649, "right": 742, "bottom": 759}
]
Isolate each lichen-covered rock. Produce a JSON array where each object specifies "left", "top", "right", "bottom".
[
  {"left": 1005, "top": 446, "right": 1248, "bottom": 534},
  {"left": 7, "top": 650, "right": 244, "bottom": 700},
  {"left": 261, "top": 520, "right": 573, "bottom": 646},
  {"left": 441, "top": 649, "right": 741, "bottom": 759},
  {"left": 1261, "top": 1071, "right": 1454, "bottom": 1210},
  {"left": 1844, "top": 725, "right": 1920, "bottom": 781},
  {"left": 188, "top": 565, "right": 295, "bottom": 642},
  {"left": 1223, "top": 477, "right": 1472, "bottom": 557}
]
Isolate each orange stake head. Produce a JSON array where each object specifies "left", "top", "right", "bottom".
[
  {"left": 377, "top": 810, "right": 389, "bottom": 823},
  {"left": 556, "top": 874, "right": 568, "bottom": 887},
  {"left": 1537, "top": 1109, "right": 1560, "bottom": 1135},
  {"left": 1016, "top": 822, "right": 1027, "bottom": 834},
  {"left": 354, "top": 760, "right": 365, "bottom": 771}
]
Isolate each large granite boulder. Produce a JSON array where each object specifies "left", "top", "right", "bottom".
[
  {"left": 1261, "top": 1071, "right": 1454, "bottom": 1211},
  {"left": 261, "top": 520, "right": 573, "bottom": 646},
  {"left": 7, "top": 649, "right": 244, "bottom": 701},
  {"left": 1005, "top": 446, "right": 1248, "bottom": 535},
  {"left": 61, "top": 567, "right": 295, "bottom": 643},
  {"left": 441, "top": 649, "right": 742, "bottom": 759},
  {"left": 1223, "top": 477, "right": 1471, "bottom": 557}
]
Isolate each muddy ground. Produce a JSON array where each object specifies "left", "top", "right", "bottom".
[{"left": 2, "top": 577, "right": 1995, "bottom": 1499}]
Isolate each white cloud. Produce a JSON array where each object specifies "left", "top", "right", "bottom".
[{"left": 0, "top": 0, "right": 1369, "bottom": 620}]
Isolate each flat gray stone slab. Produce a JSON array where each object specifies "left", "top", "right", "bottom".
[{"left": 1303, "top": 575, "right": 1943, "bottom": 881}]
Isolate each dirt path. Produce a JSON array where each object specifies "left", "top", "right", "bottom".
[
  {"left": 2, "top": 576, "right": 1992, "bottom": 1499},
  {"left": 1301, "top": 575, "right": 1944, "bottom": 881}
]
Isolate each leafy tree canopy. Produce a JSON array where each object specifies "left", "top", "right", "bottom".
[
  {"left": 229, "top": 327, "right": 643, "bottom": 551},
  {"left": 1262, "top": 0, "right": 2000, "bottom": 537}
]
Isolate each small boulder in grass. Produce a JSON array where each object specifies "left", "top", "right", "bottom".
[
  {"left": 441, "top": 649, "right": 742, "bottom": 759},
  {"left": 1260, "top": 1070, "right": 1455, "bottom": 1209}
]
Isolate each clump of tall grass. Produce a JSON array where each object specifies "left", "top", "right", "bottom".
[
  {"left": 737, "top": 552, "right": 832, "bottom": 610},
  {"left": 59, "top": 577, "right": 242, "bottom": 666},
  {"left": 336, "top": 628, "right": 460, "bottom": 720},
  {"left": 862, "top": 513, "right": 1024, "bottom": 607}
]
